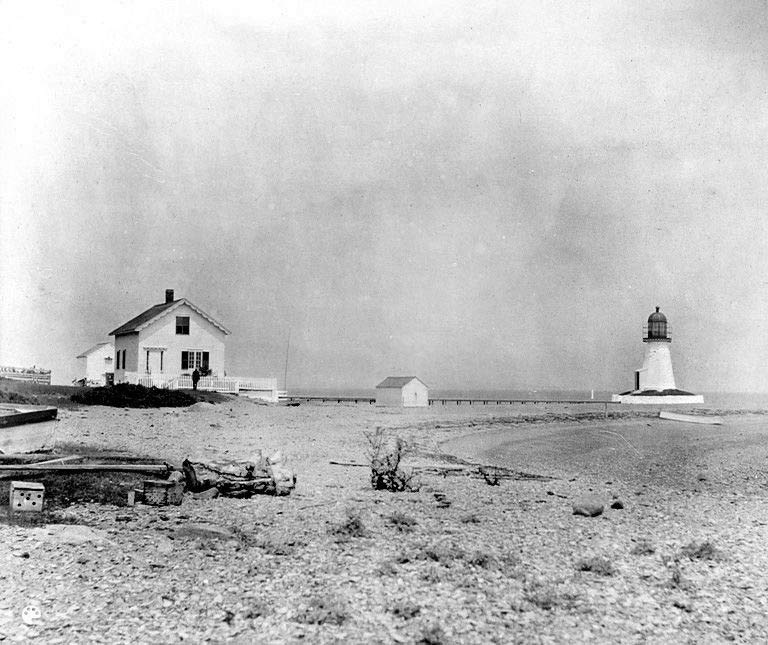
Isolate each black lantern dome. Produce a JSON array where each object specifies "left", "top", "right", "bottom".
[{"left": 645, "top": 306, "right": 669, "bottom": 341}]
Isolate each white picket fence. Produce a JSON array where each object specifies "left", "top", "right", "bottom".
[{"left": 122, "top": 373, "right": 278, "bottom": 401}]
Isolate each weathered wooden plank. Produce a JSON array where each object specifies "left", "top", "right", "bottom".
[{"left": 0, "top": 463, "right": 172, "bottom": 472}]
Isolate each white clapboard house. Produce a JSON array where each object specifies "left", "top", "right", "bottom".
[
  {"left": 108, "top": 289, "right": 278, "bottom": 400},
  {"left": 109, "top": 289, "right": 229, "bottom": 384}
]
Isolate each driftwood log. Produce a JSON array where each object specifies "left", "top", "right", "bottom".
[{"left": 182, "top": 451, "right": 296, "bottom": 497}]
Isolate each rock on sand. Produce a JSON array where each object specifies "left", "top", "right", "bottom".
[{"left": 572, "top": 496, "right": 604, "bottom": 517}]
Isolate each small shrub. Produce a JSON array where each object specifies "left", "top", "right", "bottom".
[
  {"left": 423, "top": 543, "right": 464, "bottom": 566},
  {"left": 576, "top": 556, "right": 615, "bottom": 576},
  {"left": 387, "top": 511, "right": 417, "bottom": 532},
  {"left": 227, "top": 526, "right": 256, "bottom": 547},
  {"left": 420, "top": 565, "right": 445, "bottom": 584},
  {"left": 294, "top": 595, "right": 347, "bottom": 626},
  {"left": 499, "top": 553, "right": 524, "bottom": 578},
  {"left": 526, "top": 588, "right": 559, "bottom": 611},
  {"left": 630, "top": 540, "right": 655, "bottom": 556},
  {"left": 256, "top": 533, "right": 305, "bottom": 556},
  {"left": 396, "top": 542, "right": 466, "bottom": 568},
  {"left": 244, "top": 601, "right": 270, "bottom": 619},
  {"left": 670, "top": 563, "right": 684, "bottom": 588},
  {"left": 465, "top": 550, "right": 497, "bottom": 569},
  {"left": 525, "top": 582, "right": 577, "bottom": 611},
  {"left": 378, "top": 560, "right": 399, "bottom": 576},
  {"left": 389, "top": 600, "right": 421, "bottom": 620},
  {"left": 365, "top": 428, "right": 419, "bottom": 492},
  {"left": 70, "top": 383, "right": 197, "bottom": 408},
  {"left": 330, "top": 510, "right": 367, "bottom": 541},
  {"left": 419, "top": 622, "right": 447, "bottom": 645},
  {"left": 460, "top": 513, "right": 481, "bottom": 524},
  {"left": 0, "top": 389, "right": 35, "bottom": 404},
  {"left": 679, "top": 540, "right": 718, "bottom": 561}
]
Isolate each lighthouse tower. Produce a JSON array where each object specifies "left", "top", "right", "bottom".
[
  {"left": 613, "top": 307, "right": 703, "bottom": 405},
  {"left": 637, "top": 307, "right": 676, "bottom": 391}
]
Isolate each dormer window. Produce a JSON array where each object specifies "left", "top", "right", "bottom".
[{"left": 176, "top": 316, "right": 190, "bottom": 335}]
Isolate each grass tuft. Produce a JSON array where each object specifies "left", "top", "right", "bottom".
[
  {"left": 525, "top": 581, "right": 578, "bottom": 611},
  {"left": 389, "top": 600, "right": 421, "bottom": 620},
  {"left": 330, "top": 510, "right": 367, "bottom": 541},
  {"left": 294, "top": 595, "right": 347, "bottom": 626},
  {"left": 630, "top": 539, "right": 656, "bottom": 556},
  {"left": 419, "top": 622, "right": 447, "bottom": 644},
  {"left": 575, "top": 556, "right": 616, "bottom": 576},
  {"left": 387, "top": 510, "right": 418, "bottom": 532},
  {"left": 679, "top": 540, "right": 718, "bottom": 561}
]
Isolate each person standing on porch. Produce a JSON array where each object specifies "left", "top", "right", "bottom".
[{"left": 192, "top": 368, "right": 200, "bottom": 391}]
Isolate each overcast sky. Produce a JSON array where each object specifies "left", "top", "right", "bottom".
[{"left": 1, "top": 1, "right": 767, "bottom": 391}]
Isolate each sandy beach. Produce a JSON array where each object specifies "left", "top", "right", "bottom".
[{"left": 2, "top": 398, "right": 768, "bottom": 643}]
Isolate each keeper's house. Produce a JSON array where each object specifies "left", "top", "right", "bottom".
[
  {"left": 375, "top": 376, "right": 429, "bottom": 407},
  {"left": 109, "top": 289, "right": 230, "bottom": 385}
]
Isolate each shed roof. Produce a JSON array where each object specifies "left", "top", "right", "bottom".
[
  {"left": 375, "top": 376, "right": 428, "bottom": 389},
  {"left": 109, "top": 298, "right": 230, "bottom": 336},
  {"left": 76, "top": 342, "right": 114, "bottom": 358}
]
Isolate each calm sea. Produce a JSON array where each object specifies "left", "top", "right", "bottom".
[{"left": 290, "top": 388, "right": 768, "bottom": 411}]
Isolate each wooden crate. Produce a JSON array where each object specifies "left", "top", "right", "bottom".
[
  {"left": 10, "top": 481, "right": 45, "bottom": 512},
  {"left": 142, "top": 479, "right": 184, "bottom": 506}
]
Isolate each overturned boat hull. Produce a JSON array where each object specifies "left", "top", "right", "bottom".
[
  {"left": 0, "top": 404, "right": 58, "bottom": 453},
  {"left": 659, "top": 411, "right": 723, "bottom": 425}
]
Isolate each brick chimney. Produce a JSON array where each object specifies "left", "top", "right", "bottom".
[{"left": 165, "top": 289, "right": 174, "bottom": 303}]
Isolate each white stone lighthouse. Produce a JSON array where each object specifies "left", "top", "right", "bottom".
[{"left": 613, "top": 307, "right": 703, "bottom": 405}]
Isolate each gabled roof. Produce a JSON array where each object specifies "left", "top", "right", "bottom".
[
  {"left": 76, "top": 342, "right": 114, "bottom": 358},
  {"left": 109, "top": 299, "right": 231, "bottom": 336},
  {"left": 375, "top": 376, "right": 428, "bottom": 389}
]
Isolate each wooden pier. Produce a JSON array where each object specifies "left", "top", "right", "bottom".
[
  {"left": 427, "top": 398, "right": 612, "bottom": 408},
  {"left": 287, "top": 396, "right": 376, "bottom": 404},
  {"left": 286, "top": 395, "right": 615, "bottom": 415}
]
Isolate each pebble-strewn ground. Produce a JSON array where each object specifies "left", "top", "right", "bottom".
[{"left": 2, "top": 399, "right": 768, "bottom": 643}]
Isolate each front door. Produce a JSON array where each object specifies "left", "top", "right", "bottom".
[{"left": 144, "top": 349, "right": 165, "bottom": 374}]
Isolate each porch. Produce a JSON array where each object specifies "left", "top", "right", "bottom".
[{"left": 121, "top": 372, "right": 279, "bottom": 402}]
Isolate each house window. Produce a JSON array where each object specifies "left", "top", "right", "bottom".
[
  {"left": 181, "top": 351, "right": 210, "bottom": 371},
  {"left": 122, "top": 349, "right": 127, "bottom": 370},
  {"left": 115, "top": 351, "right": 120, "bottom": 370},
  {"left": 176, "top": 316, "right": 190, "bottom": 335},
  {"left": 146, "top": 350, "right": 150, "bottom": 372},
  {"left": 160, "top": 351, "right": 164, "bottom": 372}
]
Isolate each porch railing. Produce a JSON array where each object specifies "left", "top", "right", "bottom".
[{"left": 120, "top": 372, "right": 277, "bottom": 400}]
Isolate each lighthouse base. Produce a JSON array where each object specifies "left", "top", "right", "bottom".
[{"left": 612, "top": 389, "right": 704, "bottom": 405}]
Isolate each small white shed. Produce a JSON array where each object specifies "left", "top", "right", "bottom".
[
  {"left": 76, "top": 342, "right": 115, "bottom": 386},
  {"left": 375, "top": 376, "right": 429, "bottom": 407}
]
